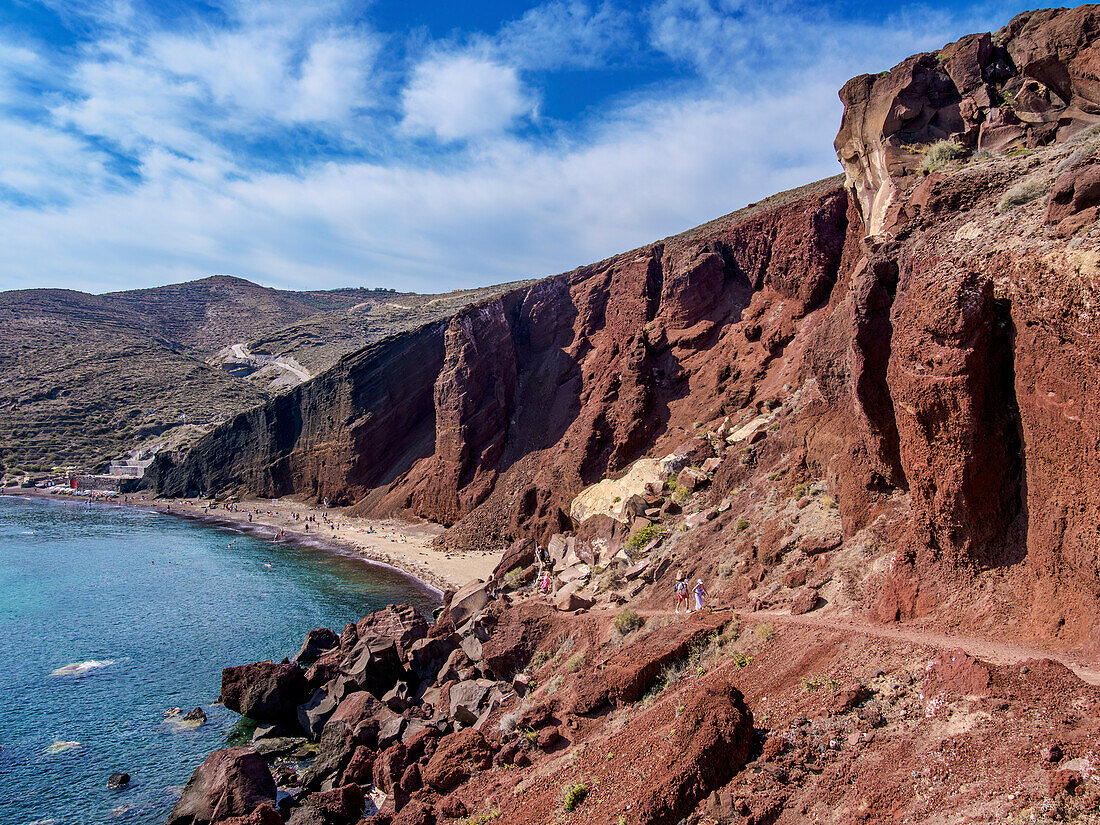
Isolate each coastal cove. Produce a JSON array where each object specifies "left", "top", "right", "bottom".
[{"left": 0, "top": 494, "right": 440, "bottom": 825}]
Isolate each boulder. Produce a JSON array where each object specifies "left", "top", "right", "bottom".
[
  {"left": 287, "top": 784, "right": 366, "bottom": 825},
  {"left": 372, "top": 743, "right": 408, "bottom": 794},
  {"left": 449, "top": 680, "right": 490, "bottom": 724},
  {"left": 536, "top": 726, "right": 559, "bottom": 749},
  {"left": 338, "top": 623, "right": 358, "bottom": 653},
  {"left": 341, "top": 745, "right": 375, "bottom": 784},
  {"left": 220, "top": 661, "right": 308, "bottom": 727},
  {"left": 422, "top": 729, "right": 494, "bottom": 793},
  {"left": 219, "top": 804, "right": 283, "bottom": 825},
  {"left": 790, "top": 587, "right": 820, "bottom": 615},
  {"left": 1046, "top": 158, "right": 1100, "bottom": 233},
  {"left": 357, "top": 605, "right": 429, "bottom": 657},
  {"left": 392, "top": 799, "right": 435, "bottom": 825},
  {"left": 382, "top": 682, "right": 412, "bottom": 712},
  {"left": 554, "top": 581, "right": 594, "bottom": 612},
  {"left": 407, "top": 636, "right": 458, "bottom": 683},
  {"left": 447, "top": 581, "right": 491, "bottom": 627},
  {"left": 167, "top": 747, "right": 276, "bottom": 825},
  {"left": 492, "top": 537, "right": 537, "bottom": 581},
  {"left": 633, "top": 675, "right": 754, "bottom": 825},
  {"left": 341, "top": 635, "right": 405, "bottom": 699},
  {"left": 295, "top": 628, "right": 340, "bottom": 667},
  {"left": 107, "top": 772, "right": 130, "bottom": 789}
]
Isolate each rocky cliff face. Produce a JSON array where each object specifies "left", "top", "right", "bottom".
[
  {"left": 154, "top": 6, "right": 1100, "bottom": 646},
  {"left": 153, "top": 178, "right": 851, "bottom": 539}
]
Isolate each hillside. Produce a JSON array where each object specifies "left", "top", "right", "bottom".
[
  {"left": 157, "top": 7, "right": 1100, "bottom": 824},
  {"left": 0, "top": 276, "right": 525, "bottom": 473}
]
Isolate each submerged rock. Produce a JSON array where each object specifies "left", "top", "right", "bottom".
[{"left": 107, "top": 772, "right": 130, "bottom": 789}]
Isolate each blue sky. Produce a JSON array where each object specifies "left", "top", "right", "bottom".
[{"left": 0, "top": 0, "right": 1083, "bottom": 293}]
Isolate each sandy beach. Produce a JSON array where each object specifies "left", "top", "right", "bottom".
[{"left": 7, "top": 488, "right": 500, "bottom": 594}]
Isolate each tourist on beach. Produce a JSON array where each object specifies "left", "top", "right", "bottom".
[
  {"left": 674, "top": 573, "right": 688, "bottom": 614},
  {"left": 693, "top": 579, "right": 707, "bottom": 612}
]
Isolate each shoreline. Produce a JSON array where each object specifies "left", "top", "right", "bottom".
[{"left": 2, "top": 488, "right": 500, "bottom": 595}]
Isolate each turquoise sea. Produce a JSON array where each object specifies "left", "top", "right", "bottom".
[{"left": 0, "top": 494, "right": 438, "bottom": 825}]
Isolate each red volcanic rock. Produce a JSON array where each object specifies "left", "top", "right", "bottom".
[
  {"left": 789, "top": 587, "right": 820, "bottom": 615},
  {"left": 536, "top": 726, "right": 560, "bottom": 749},
  {"left": 356, "top": 604, "right": 429, "bottom": 657},
  {"left": 391, "top": 799, "right": 435, "bottom": 825},
  {"left": 294, "top": 628, "right": 339, "bottom": 667},
  {"left": 421, "top": 729, "right": 494, "bottom": 793},
  {"left": 341, "top": 745, "right": 375, "bottom": 784},
  {"left": 836, "top": 6, "right": 1100, "bottom": 234},
  {"left": 219, "top": 661, "right": 308, "bottom": 727},
  {"left": 480, "top": 601, "right": 556, "bottom": 678},
  {"left": 286, "top": 784, "right": 366, "bottom": 825},
  {"left": 633, "top": 675, "right": 754, "bottom": 825},
  {"left": 1046, "top": 158, "right": 1100, "bottom": 230},
  {"left": 438, "top": 795, "right": 467, "bottom": 819},
  {"left": 572, "top": 612, "right": 729, "bottom": 714},
  {"left": 218, "top": 804, "right": 282, "bottom": 825},
  {"left": 167, "top": 747, "right": 276, "bottom": 825},
  {"left": 492, "top": 536, "right": 537, "bottom": 581},
  {"left": 372, "top": 743, "right": 407, "bottom": 795},
  {"left": 923, "top": 650, "right": 992, "bottom": 699}
]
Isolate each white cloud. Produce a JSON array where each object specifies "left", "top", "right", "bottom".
[
  {"left": 401, "top": 53, "right": 534, "bottom": 142},
  {"left": 494, "top": 1, "right": 632, "bottom": 70},
  {"left": 0, "top": 0, "right": 1074, "bottom": 294}
]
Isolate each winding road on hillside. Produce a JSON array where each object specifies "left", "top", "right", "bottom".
[{"left": 228, "top": 343, "right": 311, "bottom": 382}]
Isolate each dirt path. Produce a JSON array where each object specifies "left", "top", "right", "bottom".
[
  {"left": 634, "top": 607, "right": 1100, "bottom": 685},
  {"left": 229, "top": 343, "right": 311, "bottom": 381}
]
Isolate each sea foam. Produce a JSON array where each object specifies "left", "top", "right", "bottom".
[{"left": 50, "top": 660, "right": 114, "bottom": 677}]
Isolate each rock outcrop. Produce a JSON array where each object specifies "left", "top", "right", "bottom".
[
  {"left": 168, "top": 748, "right": 276, "bottom": 825},
  {"left": 836, "top": 5, "right": 1100, "bottom": 234}
]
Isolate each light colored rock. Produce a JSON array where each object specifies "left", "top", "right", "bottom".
[
  {"left": 449, "top": 580, "right": 490, "bottom": 626},
  {"left": 726, "top": 415, "right": 772, "bottom": 444},
  {"left": 569, "top": 458, "right": 665, "bottom": 524}
]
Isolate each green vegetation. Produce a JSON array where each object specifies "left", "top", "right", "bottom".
[
  {"left": 626, "top": 523, "right": 665, "bottom": 553},
  {"left": 503, "top": 567, "right": 528, "bottom": 590},
  {"left": 519, "top": 727, "right": 539, "bottom": 746},
  {"left": 736, "top": 517, "right": 750, "bottom": 531},
  {"left": 757, "top": 623, "right": 775, "bottom": 642},
  {"left": 733, "top": 651, "right": 753, "bottom": 669},
  {"left": 920, "top": 139, "right": 968, "bottom": 174},
  {"left": 463, "top": 809, "right": 501, "bottom": 825},
  {"left": 672, "top": 484, "right": 692, "bottom": 503},
  {"left": 998, "top": 177, "right": 1048, "bottom": 213},
  {"left": 801, "top": 675, "right": 840, "bottom": 692},
  {"left": 566, "top": 652, "right": 587, "bottom": 673},
  {"left": 614, "top": 609, "right": 644, "bottom": 635},
  {"left": 562, "top": 783, "right": 590, "bottom": 812}
]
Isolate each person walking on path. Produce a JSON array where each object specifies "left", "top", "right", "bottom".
[
  {"left": 693, "top": 579, "right": 707, "bottom": 612},
  {"left": 674, "top": 573, "right": 689, "bottom": 614}
]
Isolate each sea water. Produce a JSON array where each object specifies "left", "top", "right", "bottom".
[{"left": 0, "top": 495, "right": 438, "bottom": 825}]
